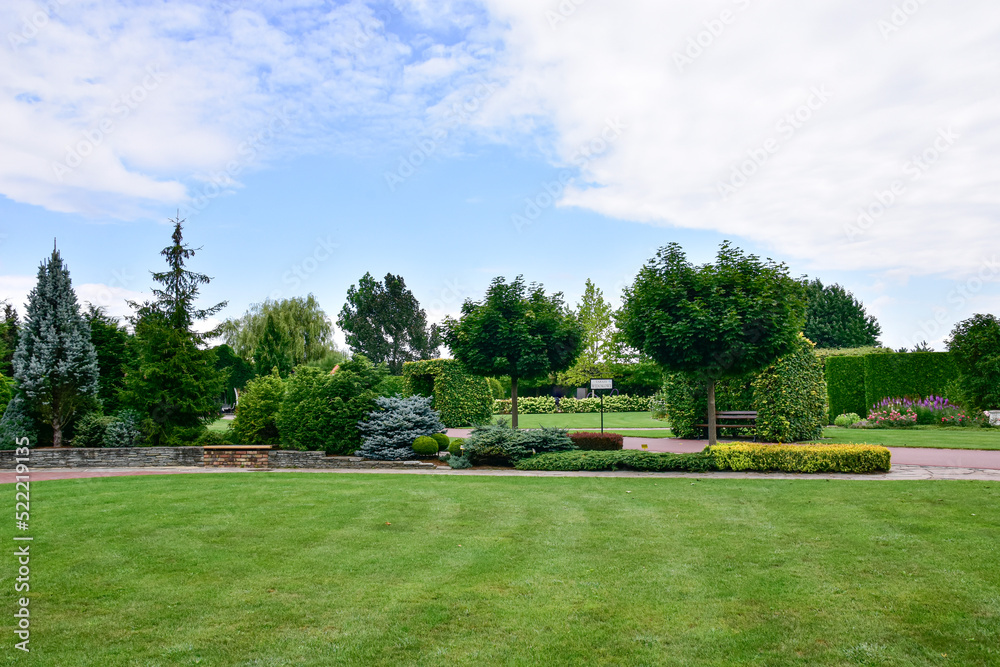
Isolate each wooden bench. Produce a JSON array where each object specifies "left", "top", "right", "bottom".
[{"left": 697, "top": 411, "right": 758, "bottom": 440}]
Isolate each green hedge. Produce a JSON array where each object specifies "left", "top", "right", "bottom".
[
  {"left": 863, "top": 352, "right": 959, "bottom": 412},
  {"left": 493, "top": 394, "right": 652, "bottom": 414},
  {"left": 825, "top": 356, "right": 866, "bottom": 423},
  {"left": 514, "top": 450, "right": 717, "bottom": 472},
  {"left": 710, "top": 443, "right": 890, "bottom": 473},
  {"left": 402, "top": 359, "right": 493, "bottom": 428}
]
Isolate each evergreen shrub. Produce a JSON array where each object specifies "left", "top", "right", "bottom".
[
  {"left": 516, "top": 450, "right": 716, "bottom": 472},
  {"left": 73, "top": 413, "right": 114, "bottom": 447},
  {"left": 430, "top": 432, "right": 450, "bottom": 451},
  {"left": 233, "top": 372, "right": 285, "bottom": 445},
  {"left": 462, "top": 422, "right": 574, "bottom": 465},
  {"left": 412, "top": 435, "right": 438, "bottom": 456},
  {"left": 356, "top": 395, "right": 445, "bottom": 461},
  {"left": 448, "top": 438, "right": 465, "bottom": 456}
]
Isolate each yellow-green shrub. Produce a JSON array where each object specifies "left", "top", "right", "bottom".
[{"left": 710, "top": 443, "right": 890, "bottom": 473}]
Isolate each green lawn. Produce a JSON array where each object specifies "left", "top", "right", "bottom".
[
  {"left": 4, "top": 474, "right": 998, "bottom": 665},
  {"left": 496, "top": 411, "right": 669, "bottom": 430},
  {"left": 817, "top": 426, "right": 1000, "bottom": 450},
  {"left": 206, "top": 418, "right": 232, "bottom": 433}
]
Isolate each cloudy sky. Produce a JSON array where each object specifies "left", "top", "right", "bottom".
[{"left": 1, "top": 0, "right": 998, "bottom": 350}]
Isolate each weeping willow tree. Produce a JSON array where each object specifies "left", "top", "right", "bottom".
[{"left": 220, "top": 295, "right": 336, "bottom": 368}]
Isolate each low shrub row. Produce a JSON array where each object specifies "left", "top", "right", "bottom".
[
  {"left": 514, "top": 443, "right": 891, "bottom": 474},
  {"left": 710, "top": 443, "right": 890, "bottom": 473},
  {"left": 514, "top": 450, "right": 716, "bottom": 472},
  {"left": 493, "top": 394, "right": 652, "bottom": 415}
]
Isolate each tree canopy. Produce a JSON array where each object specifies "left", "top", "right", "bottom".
[
  {"left": 947, "top": 313, "right": 1000, "bottom": 411},
  {"left": 84, "top": 304, "right": 133, "bottom": 413},
  {"left": 803, "top": 278, "right": 881, "bottom": 348},
  {"left": 617, "top": 242, "right": 806, "bottom": 444},
  {"left": 221, "top": 295, "right": 334, "bottom": 368},
  {"left": 337, "top": 273, "right": 440, "bottom": 375},
  {"left": 442, "top": 276, "right": 584, "bottom": 428}
]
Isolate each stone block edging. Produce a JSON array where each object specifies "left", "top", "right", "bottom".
[{"left": 0, "top": 447, "right": 437, "bottom": 470}]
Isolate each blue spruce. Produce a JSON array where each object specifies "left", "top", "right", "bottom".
[
  {"left": 3, "top": 247, "right": 98, "bottom": 448},
  {"left": 356, "top": 395, "right": 445, "bottom": 460}
]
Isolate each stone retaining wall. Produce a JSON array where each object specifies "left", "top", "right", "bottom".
[
  {"left": 0, "top": 447, "right": 438, "bottom": 470},
  {"left": 0, "top": 447, "right": 204, "bottom": 469}
]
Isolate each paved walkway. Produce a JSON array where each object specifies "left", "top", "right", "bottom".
[
  {"left": 445, "top": 430, "right": 1000, "bottom": 470},
  {"left": 2, "top": 463, "right": 999, "bottom": 484}
]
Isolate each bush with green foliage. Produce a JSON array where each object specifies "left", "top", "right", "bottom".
[
  {"left": 233, "top": 372, "right": 285, "bottom": 445},
  {"left": 0, "top": 395, "right": 38, "bottom": 449},
  {"left": 710, "top": 443, "right": 890, "bottom": 473},
  {"left": 516, "top": 450, "right": 716, "bottom": 472},
  {"left": 412, "top": 435, "right": 439, "bottom": 456},
  {"left": 73, "top": 413, "right": 114, "bottom": 447},
  {"left": 948, "top": 314, "right": 1000, "bottom": 411},
  {"left": 430, "top": 432, "right": 450, "bottom": 451},
  {"left": 103, "top": 410, "right": 144, "bottom": 448},
  {"left": 863, "top": 352, "right": 958, "bottom": 411},
  {"left": 403, "top": 359, "right": 493, "bottom": 427},
  {"left": 462, "top": 422, "right": 575, "bottom": 465},
  {"left": 487, "top": 377, "right": 504, "bottom": 400},
  {"left": 196, "top": 430, "right": 233, "bottom": 447},
  {"left": 661, "top": 373, "right": 755, "bottom": 440},
  {"left": 834, "top": 413, "right": 862, "bottom": 427},
  {"left": 569, "top": 432, "right": 623, "bottom": 451},
  {"left": 276, "top": 356, "right": 386, "bottom": 454},
  {"left": 448, "top": 438, "right": 465, "bottom": 456},
  {"left": 447, "top": 453, "right": 473, "bottom": 469},
  {"left": 752, "top": 336, "right": 827, "bottom": 443},
  {"left": 0, "top": 373, "right": 11, "bottom": 419},
  {"left": 355, "top": 395, "right": 445, "bottom": 461},
  {"left": 374, "top": 375, "right": 406, "bottom": 397}
]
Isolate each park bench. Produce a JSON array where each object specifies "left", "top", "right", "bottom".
[{"left": 697, "top": 411, "right": 758, "bottom": 441}]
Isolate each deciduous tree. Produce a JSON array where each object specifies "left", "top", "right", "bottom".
[
  {"left": 803, "top": 279, "right": 881, "bottom": 348},
  {"left": 618, "top": 242, "right": 806, "bottom": 445},
  {"left": 443, "top": 276, "right": 584, "bottom": 428}
]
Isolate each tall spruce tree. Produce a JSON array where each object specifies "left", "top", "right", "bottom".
[
  {"left": 9, "top": 247, "right": 99, "bottom": 447},
  {"left": 0, "top": 302, "right": 18, "bottom": 377},
  {"left": 124, "top": 216, "right": 227, "bottom": 445}
]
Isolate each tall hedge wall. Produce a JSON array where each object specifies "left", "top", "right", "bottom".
[
  {"left": 825, "top": 355, "right": 866, "bottom": 422},
  {"left": 402, "top": 359, "right": 493, "bottom": 428},
  {"left": 862, "top": 352, "right": 958, "bottom": 410}
]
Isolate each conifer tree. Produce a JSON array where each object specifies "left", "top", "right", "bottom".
[
  {"left": 8, "top": 248, "right": 99, "bottom": 447},
  {"left": 124, "top": 216, "right": 227, "bottom": 445}
]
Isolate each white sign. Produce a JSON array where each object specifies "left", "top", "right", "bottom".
[{"left": 590, "top": 379, "right": 613, "bottom": 390}]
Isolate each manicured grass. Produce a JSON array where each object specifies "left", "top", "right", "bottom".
[
  {"left": 3, "top": 474, "right": 998, "bottom": 665},
  {"left": 206, "top": 418, "right": 233, "bottom": 433},
  {"left": 495, "top": 411, "right": 668, "bottom": 430},
  {"left": 815, "top": 425, "right": 1000, "bottom": 450}
]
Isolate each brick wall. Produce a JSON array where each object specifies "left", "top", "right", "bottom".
[{"left": 203, "top": 446, "right": 269, "bottom": 469}]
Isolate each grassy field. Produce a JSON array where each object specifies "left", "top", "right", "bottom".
[
  {"left": 816, "top": 426, "right": 1000, "bottom": 450},
  {"left": 206, "top": 418, "right": 232, "bottom": 433},
  {"left": 3, "top": 474, "right": 998, "bottom": 665},
  {"left": 495, "top": 411, "right": 668, "bottom": 430}
]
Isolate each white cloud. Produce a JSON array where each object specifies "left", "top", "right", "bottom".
[
  {"left": 479, "top": 0, "right": 1000, "bottom": 278},
  {"left": 0, "top": 0, "right": 494, "bottom": 217},
  {"left": 0, "top": 275, "right": 145, "bottom": 322}
]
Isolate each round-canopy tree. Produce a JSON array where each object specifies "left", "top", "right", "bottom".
[
  {"left": 617, "top": 242, "right": 806, "bottom": 445},
  {"left": 803, "top": 278, "right": 881, "bottom": 348},
  {"left": 947, "top": 313, "right": 1000, "bottom": 412},
  {"left": 443, "top": 276, "right": 584, "bottom": 428}
]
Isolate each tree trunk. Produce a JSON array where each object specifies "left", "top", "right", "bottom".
[
  {"left": 51, "top": 409, "right": 63, "bottom": 448},
  {"left": 511, "top": 376, "right": 519, "bottom": 430},
  {"left": 707, "top": 379, "right": 717, "bottom": 447}
]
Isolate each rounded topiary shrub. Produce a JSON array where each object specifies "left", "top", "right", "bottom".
[
  {"left": 448, "top": 438, "right": 465, "bottom": 456},
  {"left": 412, "top": 435, "right": 439, "bottom": 456},
  {"left": 431, "top": 432, "right": 450, "bottom": 451},
  {"left": 834, "top": 412, "right": 862, "bottom": 427}
]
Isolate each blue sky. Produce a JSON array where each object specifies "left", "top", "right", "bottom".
[{"left": 1, "top": 0, "right": 999, "bottom": 351}]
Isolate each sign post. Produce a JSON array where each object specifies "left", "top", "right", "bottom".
[{"left": 590, "top": 379, "right": 613, "bottom": 433}]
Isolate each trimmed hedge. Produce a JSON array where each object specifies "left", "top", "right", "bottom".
[
  {"left": 825, "top": 355, "right": 866, "bottom": 424},
  {"left": 448, "top": 438, "right": 465, "bottom": 456},
  {"left": 514, "top": 450, "right": 717, "bottom": 472},
  {"left": 710, "top": 443, "right": 890, "bottom": 473},
  {"left": 430, "top": 432, "right": 450, "bottom": 451},
  {"left": 752, "top": 336, "right": 827, "bottom": 443},
  {"left": 403, "top": 359, "right": 493, "bottom": 427},
  {"left": 569, "top": 431, "right": 624, "bottom": 451},
  {"left": 863, "top": 352, "right": 959, "bottom": 412},
  {"left": 493, "top": 394, "right": 652, "bottom": 414},
  {"left": 412, "top": 435, "right": 438, "bottom": 456}
]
